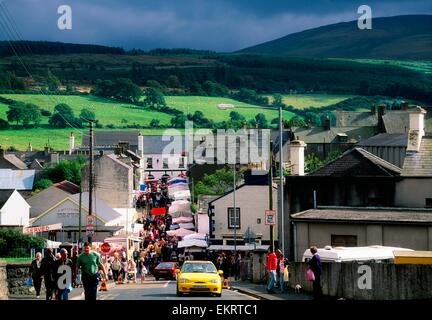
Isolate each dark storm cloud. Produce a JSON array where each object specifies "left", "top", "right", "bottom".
[{"left": 1, "top": 0, "right": 431, "bottom": 51}]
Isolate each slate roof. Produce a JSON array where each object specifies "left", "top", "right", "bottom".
[
  {"left": 0, "top": 190, "right": 14, "bottom": 208},
  {"left": 291, "top": 207, "right": 432, "bottom": 224},
  {"left": 1, "top": 154, "right": 28, "bottom": 169},
  {"left": 70, "top": 192, "right": 122, "bottom": 222},
  {"left": 106, "top": 153, "right": 133, "bottom": 170},
  {"left": 290, "top": 126, "right": 377, "bottom": 144},
  {"left": 308, "top": 147, "right": 401, "bottom": 177},
  {"left": 356, "top": 133, "right": 408, "bottom": 147},
  {"left": 82, "top": 131, "right": 140, "bottom": 147},
  {"left": 382, "top": 112, "right": 410, "bottom": 134},
  {"left": 0, "top": 169, "right": 35, "bottom": 190},
  {"left": 336, "top": 111, "right": 378, "bottom": 127},
  {"left": 401, "top": 136, "right": 432, "bottom": 176}
]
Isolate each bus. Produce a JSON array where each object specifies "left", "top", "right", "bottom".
[
  {"left": 302, "top": 245, "right": 414, "bottom": 263},
  {"left": 393, "top": 250, "right": 432, "bottom": 264}
]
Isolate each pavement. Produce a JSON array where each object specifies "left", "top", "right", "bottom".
[{"left": 228, "top": 280, "right": 313, "bottom": 300}]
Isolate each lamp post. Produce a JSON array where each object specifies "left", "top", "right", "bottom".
[{"left": 233, "top": 163, "right": 237, "bottom": 257}]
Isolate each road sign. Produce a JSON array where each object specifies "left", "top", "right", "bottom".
[
  {"left": 265, "top": 210, "right": 276, "bottom": 225},
  {"left": 86, "top": 230, "right": 94, "bottom": 237},
  {"left": 87, "top": 215, "right": 95, "bottom": 225},
  {"left": 101, "top": 242, "right": 111, "bottom": 253}
]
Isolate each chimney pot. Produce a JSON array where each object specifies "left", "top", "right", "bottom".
[
  {"left": 289, "top": 140, "right": 307, "bottom": 176},
  {"left": 325, "top": 116, "right": 331, "bottom": 131}
]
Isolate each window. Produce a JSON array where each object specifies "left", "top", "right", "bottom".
[
  {"left": 426, "top": 198, "right": 432, "bottom": 208},
  {"left": 179, "top": 157, "right": 185, "bottom": 168},
  {"left": 163, "top": 158, "right": 169, "bottom": 169},
  {"left": 257, "top": 218, "right": 261, "bottom": 224},
  {"left": 147, "top": 158, "right": 153, "bottom": 169},
  {"left": 331, "top": 235, "right": 357, "bottom": 247},
  {"left": 227, "top": 207, "right": 240, "bottom": 229},
  {"left": 67, "top": 231, "right": 72, "bottom": 239}
]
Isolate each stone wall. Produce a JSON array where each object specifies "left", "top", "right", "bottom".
[
  {"left": 286, "top": 262, "right": 432, "bottom": 300},
  {"left": 6, "top": 263, "right": 46, "bottom": 296},
  {"left": 0, "top": 261, "right": 9, "bottom": 299}
]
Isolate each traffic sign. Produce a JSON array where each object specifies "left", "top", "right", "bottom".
[
  {"left": 86, "top": 230, "right": 94, "bottom": 237},
  {"left": 101, "top": 242, "right": 111, "bottom": 253},
  {"left": 265, "top": 210, "right": 276, "bottom": 225}
]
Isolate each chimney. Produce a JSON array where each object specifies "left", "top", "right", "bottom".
[
  {"left": 324, "top": 116, "right": 331, "bottom": 131},
  {"left": 407, "top": 106, "right": 427, "bottom": 152},
  {"left": 289, "top": 140, "right": 307, "bottom": 176},
  {"left": 27, "top": 142, "right": 32, "bottom": 152},
  {"left": 371, "top": 105, "right": 376, "bottom": 114},
  {"left": 137, "top": 132, "right": 144, "bottom": 158},
  {"left": 0, "top": 145, "right": 4, "bottom": 158},
  {"left": 69, "top": 132, "right": 75, "bottom": 154},
  {"left": 50, "top": 152, "right": 59, "bottom": 164},
  {"left": 377, "top": 105, "right": 386, "bottom": 133},
  {"left": 44, "top": 144, "right": 50, "bottom": 156}
]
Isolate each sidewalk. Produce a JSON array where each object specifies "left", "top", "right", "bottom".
[{"left": 228, "top": 280, "right": 314, "bottom": 300}]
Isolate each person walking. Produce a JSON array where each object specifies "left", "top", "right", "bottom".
[
  {"left": 278, "top": 253, "right": 286, "bottom": 293},
  {"left": 29, "top": 252, "right": 43, "bottom": 298},
  {"left": 308, "top": 246, "right": 323, "bottom": 300},
  {"left": 55, "top": 248, "right": 73, "bottom": 300},
  {"left": 40, "top": 248, "right": 57, "bottom": 300},
  {"left": 111, "top": 252, "right": 121, "bottom": 283},
  {"left": 76, "top": 242, "right": 107, "bottom": 301},
  {"left": 266, "top": 249, "right": 277, "bottom": 294}
]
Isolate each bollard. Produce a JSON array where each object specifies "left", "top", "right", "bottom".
[{"left": 99, "top": 278, "right": 108, "bottom": 291}]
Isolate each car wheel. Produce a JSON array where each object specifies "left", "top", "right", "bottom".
[
  {"left": 214, "top": 292, "right": 222, "bottom": 297},
  {"left": 176, "top": 286, "right": 183, "bottom": 297}
]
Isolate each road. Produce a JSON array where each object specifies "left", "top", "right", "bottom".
[{"left": 71, "top": 277, "right": 257, "bottom": 300}]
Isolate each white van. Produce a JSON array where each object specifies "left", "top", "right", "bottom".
[{"left": 302, "top": 245, "right": 414, "bottom": 263}]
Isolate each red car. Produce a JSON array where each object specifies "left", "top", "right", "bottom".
[{"left": 154, "top": 262, "right": 179, "bottom": 280}]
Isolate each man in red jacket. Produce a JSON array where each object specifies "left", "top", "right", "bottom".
[{"left": 266, "top": 249, "right": 277, "bottom": 293}]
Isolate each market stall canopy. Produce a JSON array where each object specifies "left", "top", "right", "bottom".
[
  {"left": 166, "top": 228, "right": 195, "bottom": 238},
  {"left": 178, "top": 222, "right": 195, "bottom": 230},
  {"left": 169, "top": 200, "right": 191, "bottom": 214},
  {"left": 172, "top": 216, "right": 194, "bottom": 224},
  {"left": 177, "top": 239, "right": 208, "bottom": 249},
  {"left": 173, "top": 190, "right": 191, "bottom": 201},
  {"left": 167, "top": 178, "right": 188, "bottom": 185},
  {"left": 183, "top": 233, "right": 207, "bottom": 241},
  {"left": 207, "top": 244, "right": 269, "bottom": 251},
  {"left": 170, "top": 224, "right": 180, "bottom": 230}
]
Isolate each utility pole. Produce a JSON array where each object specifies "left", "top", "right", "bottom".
[
  {"left": 279, "top": 106, "right": 285, "bottom": 256},
  {"left": 88, "top": 120, "right": 94, "bottom": 243},
  {"left": 233, "top": 163, "right": 237, "bottom": 257},
  {"left": 269, "top": 139, "right": 274, "bottom": 252},
  {"left": 78, "top": 182, "right": 82, "bottom": 245}
]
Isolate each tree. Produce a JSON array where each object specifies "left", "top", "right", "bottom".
[
  {"left": 166, "top": 75, "right": 181, "bottom": 88},
  {"left": 79, "top": 108, "right": 96, "bottom": 123},
  {"left": 170, "top": 113, "right": 187, "bottom": 128},
  {"left": 189, "top": 81, "right": 206, "bottom": 96},
  {"left": 49, "top": 103, "right": 77, "bottom": 128},
  {"left": 46, "top": 69, "right": 60, "bottom": 91},
  {"left": 7, "top": 102, "right": 41, "bottom": 127},
  {"left": 146, "top": 80, "right": 164, "bottom": 91},
  {"left": 193, "top": 168, "right": 243, "bottom": 200},
  {"left": 144, "top": 87, "right": 166, "bottom": 108},
  {"left": 284, "top": 116, "right": 306, "bottom": 128},
  {"left": 0, "top": 228, "right": 47, "bottom": 258},
  {"left": 255, "top": 113, "right": 268, "bottom": 128},
  {"left": 0, "top": 118, "right": 9, "bottom": 129},
  {"left": 272, "top": 94, "right": 285, "bottom": 108},
  {"left": 305, "top": 154, "right": 324, "bottom": 173},
  {"left": 112, "top": 78, "right": 142, "bottom": 102},
  {"left": 42, "top": 157, "right": 86, "bottom": 185},
  {"left": 150, "top": 119, "right": 161, "bottom": 128},
  {"left": 33, "top": 178, "right": 53, "bottom": 193},
  {"left": 229, "top": 111, "right": 245, "bottom": 122}
]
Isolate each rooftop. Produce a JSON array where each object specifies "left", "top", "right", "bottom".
[
  {"left": 291, "top": 206, "right": 432, "bottom": 224},
  {"left": 356, "top": 133, "right": 408, "bottom": 147},
  {"left": 0, "top": 190, "right": 15, "bottom": 208},
  {"left": 1, "top": 154, "right": 28, "bottom": 170},
  {"left": 402, "top": 135, "right": 432, "bottom": 176},
  {"left": 0, "top": 169, "right": 35, "bottom": 190},
  {"left": 308, "top": 147, "right": 401, "bottom": 177}
]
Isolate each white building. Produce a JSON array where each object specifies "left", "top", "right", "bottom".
[{"left": 0, "top": 190, "right": 30, "bottom": 227}]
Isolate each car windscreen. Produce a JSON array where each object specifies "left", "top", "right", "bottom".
[
  {"left": 181, "top": 263, "right": 217, "bottom": 273},
  {"left": 156, "top": 263, "right": 174, "bottom": 269}
]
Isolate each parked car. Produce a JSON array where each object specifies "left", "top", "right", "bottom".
[
  {"left": 153, "top": 262, "right": 179, "bottom": 280},
  {"left": 176, "top": 261, "right": 223, "bottom": 297}
]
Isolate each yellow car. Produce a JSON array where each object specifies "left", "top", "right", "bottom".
[{"left": 176, "top": 261, "right": 223, "bottom": 297}]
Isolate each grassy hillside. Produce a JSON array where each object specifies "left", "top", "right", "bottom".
[
  {"left": 0, "top": 128, "right": 171, "bottom": 151},
  {"left": 333, "top": 59, "right": 432, "bottom": 74},
  {"left": 164, "top": 96, "right": 296, "bottom": 122},
  {"left": 238, "top": 15, "right": 432, "bottom": 60},
  {"left": 265, "top": 94, "right": 353, "bottom": 109},
  {"left": 0, "top": 94, "right": 174, "bottom": 126}
]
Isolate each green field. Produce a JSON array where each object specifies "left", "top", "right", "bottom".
[
  {"left": 0, "top": 128, "right": 172, "bottom": 151},
  {"left": 334, "top": 59, "right": 432, "bottom": 74},
  {"left": 266, "top": 94, "right": 353, "bottom": 109},
  {"left": 0, "top": 94, "right": 174, "bottom": 127},
  {"left": 165, "top": 96, "right": 296, "bottom": 121}
]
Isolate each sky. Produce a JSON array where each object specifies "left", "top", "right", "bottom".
[{"left": 0, "top": 0, "right": 431, "bottom": 52}]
